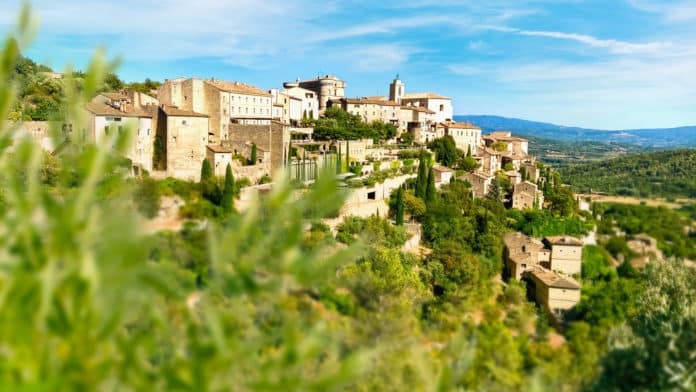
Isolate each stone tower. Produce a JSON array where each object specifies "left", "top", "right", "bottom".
[{"left": 389, "top": 76, "right": 405, "bottom": 104}]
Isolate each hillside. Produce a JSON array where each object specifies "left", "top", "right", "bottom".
[
  {"left": 558, "top": 149, "right": 696, "bottom": 198},
  {"left": 525, "top": 135, "right": 653, "bottom": 166},
  {"left": 455, "top": 115, "right": 696, "bottom": 148}
]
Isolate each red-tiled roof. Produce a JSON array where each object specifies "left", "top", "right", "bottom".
[
  {"left": 345, "top": 98, "right": 400, "bottom": 106},
  {"left": 439, "top": 121, "right": 481, "bottom": 130}
]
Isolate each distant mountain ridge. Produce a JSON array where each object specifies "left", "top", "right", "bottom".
[{"left": 454, "top": 115, "right": 696, "bottom": 148}]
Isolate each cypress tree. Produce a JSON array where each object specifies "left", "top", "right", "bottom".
[
  {"left": 200, "top": 158, "right": 219, "bottom": 203},
  {"left": 221, "top": 163, "right": 235, "bottom": 213},
  {"left": 466, "top": 144, "right": 472, "bottom": 157},
  {"left": 336, "top": 143, "right": 342, "bottom": 175},
  {"left": 395, "top": 186, "right": 405, "bottom": 226},
  {"left": 426, "top": 166, "right": 436, "bottom": 203},
  {"left": 250, "top": 143, "right": 257, "bottom": 165},
  {"left": 346, "top": 140, "right": 350, "bottom": 172},
  {"left": 416, "top": 152, "right": 427, "bottom": 199}
]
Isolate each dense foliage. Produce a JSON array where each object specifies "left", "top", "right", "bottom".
[
  {"left": 3, "top": 7, "right": 696, "bottom": 391},
  {"left": 594, "top": 202, "right": 696, "bottom": 260},
  {"left": 311, "top": 107, "right": 397, "bottom": 141},
  {"left": 559, "top": 149, "right": 696, "bottom": 198}
]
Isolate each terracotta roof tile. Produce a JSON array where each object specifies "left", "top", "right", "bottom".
[
  {"left": 162, "top": 106, "right": 209, "bottom": 118},
  {"left": 403, "top": 92, "right": 450, "bottom": 100}
]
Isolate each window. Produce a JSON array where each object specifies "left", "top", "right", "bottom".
[
  {"left": 439, "top": 104, "right": 444, "bottom": 112},
  {"left": 182, "top": 120, "right": 188, "bottom": 126}
]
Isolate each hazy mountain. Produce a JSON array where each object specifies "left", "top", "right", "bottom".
[{"left": 455, "top": 115, "right": 696, "bottom": 148}]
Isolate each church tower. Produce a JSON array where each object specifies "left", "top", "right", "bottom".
[{"left": 389, "top": 76, "right": 405, "bottom": 104}]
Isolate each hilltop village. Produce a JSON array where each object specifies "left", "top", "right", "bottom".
[{"left": 19, "top": 74, "right": 585, "bottom": 323}]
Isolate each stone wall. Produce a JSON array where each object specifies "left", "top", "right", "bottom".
[
  {"left": 226, "top": 121, "right": 289, "bottom": 170},
  {"left": 231, "top": 160, "right": 271, "bottom": 184},
  {"left": 165, "top": 114, "right": 209, "bottom": 181}
]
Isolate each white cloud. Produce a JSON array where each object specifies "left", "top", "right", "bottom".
[
  {"left": 515, "top": 30, "right": 671, "bottom": 54},
  {"left": 628, "top": 0, "right": 696, "bottom": 22}
]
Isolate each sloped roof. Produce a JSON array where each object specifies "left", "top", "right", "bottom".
[
  {"left": 545, "top": 236, "right": 583, "bottom": 246},
  {"left": 530, "top": 267, "right": 581, "bottom": 290},
  {"left": 440, "top": 121, "right": 481, "bottom": 130},
  {"left": 344, "top": 98, "right": 400, "bottom": 106},
  {"left": 403, "top": 92, "right": 450, "bottom": 100},
  {"left": 162, "top": 105, "right": 209, "bottom": 118},
  {"left": 85, "top": 102, "right": 152, "bottom": 118},
  {"left": 205, "top": 79, "right": 271, "bottom": 97},
  {"left": 207, "top": 144, "right": 232, "bottom": 153},
  {"left": 401, "top": 105, "right": 435, "bottom": 114}
]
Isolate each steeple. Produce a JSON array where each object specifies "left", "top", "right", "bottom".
[{"left": 389, "top": 75, "right": 405, "bottom": 104}]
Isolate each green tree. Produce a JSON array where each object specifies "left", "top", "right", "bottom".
[
  {"left": 428, "top": 135, "right": 460, "bottom": 167},
  {"left": 250, "top": 143, "right": 257, "bottom": 165},
  {"left": 395, "top": 187, "right": 405, "bottom": 226},
  {"left": 416, "top": 152, "right": 428, "bottom": 199},
  {"left": 200, "top": 158, "right": 220, "bottom": 203},
  {"left": 220, "top": 163, "right": 235, "bottom": 213},
  {"left": 426, "top": 166, "right": 436, "bottom": 203}
]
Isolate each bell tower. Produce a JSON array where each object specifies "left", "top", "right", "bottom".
[{"left": 389, "top": 75, "right": 404, "bottom": 104}]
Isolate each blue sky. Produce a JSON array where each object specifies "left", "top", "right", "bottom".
[{"left": 2, "top": 0, "right": 696, "bottom": 129}]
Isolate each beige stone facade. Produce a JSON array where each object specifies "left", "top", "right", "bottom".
[
  {"left": 158, "top": 78, "right": 272, "bottom": 143},
  {"left": 545, "top": 236, "right": 583, "bottom": 276},
  {"left": 84, "top": 100, "right": 155, "bottom": 173},
  {"left": 330, "top": 97, "right": 400, "bottom": 127},
  {"left": 296, "top": 75, "right": 346, "bottom": 113},
  {"left": 158, "top": 106, "right": 210, "bottom": 180},
  {"left": 436, "top": 121, "right": 481, "bottom": 153},
  {"left": 401, "top": 92, "right": 453, "bottom": 123},
  {"left": 503, "top": 233, "right": 583, "bottom": 322},
  {"left": 460, "top": 171, "right": 494, "bottom": 199},
  {"left": 225, "top": 121, "right": 289, "bottom": 170},
  {"left": 512, "top": 180, "right": 544, "bottom": 210}
]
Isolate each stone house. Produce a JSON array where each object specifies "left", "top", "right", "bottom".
[
  {"left": 329, "top": 97, "right": 401, "bottom": 128},
  {"left": 544, "top": 236, "right": 584, "bottom": 276},
  {"left": 483, "top": 131, "right": 529, "bottom": 156},
  {"left": 270, "top": 89, "right": 303, "bottom": 125},
  {"left": 158, "top": 78, "right": 273, "bottom": 143},
  {"left": 398, "top": 104, "right": 435, "bottom": 141},
  {"left": 225, "top": 120, "right": 290, "bottom": 170},
  {"left": 460, "top": 171, "right": 494, "bottom": 199},
  {"left": 281, "top": 81, "right": 320, "bottom": 120},
  {"left": 512, "top": 180, "right": 543, "bottom": 210},
  {"left": 433, "top": 165, "right": 455, "bottom": 187},
  {"left": 400, "top": 92, "right": 453, "bottom": 123},
  {"left": 503, "top": 232, "right": 583, "bottom": 322},
  {"left": 156, "top": 105, "right": 210, "bottom": 180},
  {"left": 84, "top": 100, "right": 155, "bottom": 174},
  {"left": 206, "top": 144, "right": 233, "bottom": 177},
  {"left": 527, "top": 266, "right": 581, "bottom": 319},
  {"left": 295, "top": 75, "right": 346, "bottom": 113},
  {"left": 475, "top": 146, "right": 502, "bottom": 174},
  {"left": 520, "top": 160, "right": 540, "bottom": 182},
  {"left": 435, "top": 121, "right": 482, "bottom": 154}
]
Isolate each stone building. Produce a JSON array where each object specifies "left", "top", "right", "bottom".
[
  {"left": 295, "top": 75, "right": 346, "bottom": 113},
  {"left": 460, "top": 171, "right": 494, "bottom": 199},
  {"left": 436, "top": 121, "right": 481, "bottom": 153},
  {"left": 330, "top": 97, "right": 400, "bottom": 126},
  {"left": 433, "top": 165, "right": 455, "bottom": 187},
  {"left": 206, "top": 144, "right": 233, "bottom": 177},
  {"left": 544, "top": 236, "right": 583, "bottom": 276},
  {"left": 225, "top": 120, "right": 290, "bottom": 170},
  {"left": 158, "top": 78, "right": 273, "bottom": 143},
  {"left": 476, "top": 146, "right": 502, "bottom": 174},
  {"left": 282, "top": 81, "right": 320, "bottom": 120},
  {"left": 483, "top": 131, "right": 529, "bottom": 155},
  {"left": 503, "top": 232, "right": 583, "bottom": 322},
  {"left": 156, "top": 105, "right": 210, "bottom": 180},
  {"left": 527, "top": 266, "right": 581, "bottom": 318},
  {"left": 520, "top": 160, "right": 540, "bottom": 182},
  {"left": 270, "top": 89, "right": 303, "bottom": 125},
  {"left": 398, "top": 104, "right": 435, "bottom": 139},
  {"left": 512, "top": 180, "right": 544, "bottom": 210},
  {"left": 401, "top": 92, "right": 453, "bottom": 124},
  {"left": 84, "top": 100, "right": 155, "bottom": 174}
]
